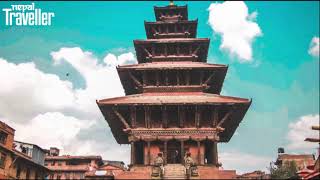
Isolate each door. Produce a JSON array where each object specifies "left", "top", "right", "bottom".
[{"left": 167, "top": 140, "right": 181, "bottom": 164}]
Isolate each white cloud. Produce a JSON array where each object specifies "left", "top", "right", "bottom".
[
  {"left": 104, "top": 52, "right": 136, "bottom": 66},
  {"left": 287, "top": 114, "right": 319, "bottom": 151},
  {"left": 7, "top": 112, "right": 94, "bottom": 152},
  {"left": 51, "top": 47, "right": 136, "bottom": 119},
  {"left": 208, "top": 1, "right": 262, "bottom": 62},
  {"left": 220, "top": 151, "right": 271, "bottom": 174},
  {"left": 64, "top": 139, "right": 130, "bottom": 163},
  {"left": 0, "top": 47, "right": 136, "bottom": 162},
  {"left": 0, "top": 59, "right": 75, "bottom": 122},
  {"left": 308, "top": 36, "right": 319, "bottom": 57}
]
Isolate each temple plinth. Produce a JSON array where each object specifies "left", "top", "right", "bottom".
[{"left": 97, "top": 4, "right": 251, "bottom": 179}]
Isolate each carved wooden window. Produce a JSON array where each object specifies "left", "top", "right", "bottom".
[
  {"left": 0, "top": 131, "right": 8, "bottom": 145},
  {"left": 150, "top": 107, "right": 162, "bottom": 128}
]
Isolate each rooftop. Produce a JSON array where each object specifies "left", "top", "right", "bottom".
[
  {"left": 154, "top": 5, "right": 188, "bottom": 21},
  {"left": 134, "top": 37, "right": 209, "bottom": 44},
  {"left": 277, "top": 154, "right": 315, "bottom": 160},
  {"left": 14, "top": 140, "right": 46, "bottom": 152},
  {"left": 45, "top": 155, "right": 102, "bottom": 161},
  {"left": 97, "top": 92, "right": 250, "bottom": 105},
  {"left": 117, "top": 61, "right": 227, "bottom": 70}
]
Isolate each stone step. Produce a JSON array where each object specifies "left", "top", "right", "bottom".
[
  {"left": 164, "top": 164, "right": 186, "bottom": 179},
  {"left": 164, "top": 177, "right": 186, "bottom": 179}
]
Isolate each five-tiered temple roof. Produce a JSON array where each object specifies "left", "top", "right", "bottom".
[{"left": 97, "top": 4, "right": 251, "bottom": 147}]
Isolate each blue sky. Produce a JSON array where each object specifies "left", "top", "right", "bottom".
[{"left": 0, "top": 1, "right": 319, "bottom": 173}]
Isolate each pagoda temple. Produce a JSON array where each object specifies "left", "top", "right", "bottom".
[{"left": 97, "top": 3, "right": 251, "bottom": 179}]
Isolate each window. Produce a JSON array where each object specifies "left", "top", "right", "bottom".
[
  {"left": 58, "top": 161, "right": 62, "bottom": 166},
  {"left": 0, "top": 152, "right": 7, "bottom": 169},
  {"left": 51, "top": 161, "right": 55, "bottom": 166},
  {"left": 57, "top": 174, "right": 61, "bottom": 180},
  {"left": 0, "top": 131, "right": 8, "bottom": 145}
]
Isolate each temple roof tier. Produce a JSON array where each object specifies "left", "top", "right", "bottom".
[
  {"left": 117, "top": 61, "right": 226, "bottom": 70},
  {"left": 144, "top": 20, "right": 197, "bottom": 39},
  {"left": 97, "top": 92, "right": 250, "bottom": 105},
  {"left": 154, "top": 5, "right": 188, "bottom": 22},
  {"left": 134, "top": 38, "right": 209, "bottom": 63},
  {"left": 117, "top": 61, "right": 227, "bottom": 95},
  {"left": 97, "top": 92, "right": 251, "bottom": 144}
]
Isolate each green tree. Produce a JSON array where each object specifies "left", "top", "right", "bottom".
[{"left": 269, "top": 161, "right": 299, "bottom": 179}]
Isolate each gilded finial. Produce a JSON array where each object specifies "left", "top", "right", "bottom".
[{"left": 169, "top": 1, "right": 174, "bottom": 6}]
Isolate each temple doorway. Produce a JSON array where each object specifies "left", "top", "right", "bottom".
[
  {"left": 167, "top": 140, "right": 181, "bottom": 164},
  {"left": 135, "top": 141, "right": 144, "bottom": 165}
]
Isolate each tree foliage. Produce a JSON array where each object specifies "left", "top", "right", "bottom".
[{"left": 269, "top": 160, "right": 299, "bottom": 179}]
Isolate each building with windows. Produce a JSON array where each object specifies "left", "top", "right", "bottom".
[
  {"left": 0, "top": 121, "right": 49, "bottom": 179},
  {"left": 44, "top": 149, "right": 105, "bottom": 179}
]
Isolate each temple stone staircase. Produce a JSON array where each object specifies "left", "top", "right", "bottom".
[{"left": 164, "top": 164, "right": 186, "bottom": 179}]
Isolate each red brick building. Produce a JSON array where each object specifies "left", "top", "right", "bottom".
[
  {"left": 237, "top": 170, "right": 270, "bottom": 179},
  {"left": 97, "top": 3, "right": 251, "bottom": 179},
  {"left": 0, "top": 121, "right": 49, "bottom": 179},
  {"left": 297, "top": 125, "right": 320, "bottom": 179},
  {"left": 45, "top": 152, "right": 104, "bottom": 179},
  {"left": 44, "top": 147, "right": 126, "bottom": 180},
  {"left": 276, "top": 154, "right": 316, "bottom": 170},
  {"left": 84, "top": 161, "right": 126, "bottom": 179}
]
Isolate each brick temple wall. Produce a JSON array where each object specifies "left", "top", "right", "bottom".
[
  {"left": 198, "top": 166, "right": 237, "bottom": 179},
  {"left": 115, "top": 165, "right": 152, "bottom": 179}
]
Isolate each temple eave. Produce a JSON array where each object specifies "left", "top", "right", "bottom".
[
  {"left": 134, "top": 38, "right": 209, "bottom": 44},
  {"left": 97, "top": 93, "right": 251, "bottom": 105}
]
